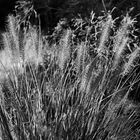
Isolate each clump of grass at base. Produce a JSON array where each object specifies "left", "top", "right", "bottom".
[{"left": 0, "top": 11, "right": 140, "bottom": 140}]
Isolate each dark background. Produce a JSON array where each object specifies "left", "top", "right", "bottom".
[
  {"left": 1, "top": 0, "right": 140, "bottom": 32},
  {"left": 0, "top": 0, "right": 15, "bottom": 31}
]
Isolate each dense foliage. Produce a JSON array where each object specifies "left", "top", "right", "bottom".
[{"left": 0, "top": 0, "right": 140, "bottom": 140}]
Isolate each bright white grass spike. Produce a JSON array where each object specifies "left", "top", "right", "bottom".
[
  {"left": 5, "top": 15, "right": 21, "bottom": 65},
  {"left": 76, "top": 42, "right": 86, "bottom": 73},
  {"left": 113, "top": 15, "right": 136, "bottom": 53},
  {"left": 116, "top": 37, "right": 129, "bottom": 57},
  {"left": 1, "top": 33, "right": 13, "bottom": 69},
  {"left": 24, "top": 37, "right": 37, "bottom": 64},
  {"left": 114, "top": 37, "right": 129, "bottom": 67},
  {"left": 122, "top": 47, "right": 140, "bottom": 76},
  {"left": 30, "top": 27, "right": 44, "bottom": 66},
  {"left": 79, "top": 57, "right": 98, "bottom": 92},
  {"left": 24, "top": 27, "right": 43, "bottom": 67},
  {"left": 98, "top": 14, "right": 113, "bottom": 55},
  {"left": 0, "top": 48, "right": 12, "bottom": 80},
  {"left": 7, "top": 15, "right": 19, "bottom": 51},
  {"left": 30, "top": 27, "right": 39, "bottom": 53},
  {"left": 58, "top": 29, "right": 71, "bottom": 70},
  {"left": 80, "top": 64, "right": 90, "bottom": 92},
  {"left": 113, "top": 15, "right": 135, "bottom": 68}
]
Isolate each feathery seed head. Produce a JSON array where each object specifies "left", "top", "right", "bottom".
[
  {"left": 113, "top": 37, "right": 129, "bottom": 68},
  {"left": 76, "top": 42, "right": 87, "bottom": 73},
  {"left": 113, "top": 15, "right": 135, "bottom": 54},
  {"left": 122, "top": 47, "right": 140, "bottom": 76},
  {"left": 98, "top": 14, "right": 113, "bottom": 55},
  {"left": 113, "top": 15, "right": 135, "bottom": 68},
  {"left": 7, "top": 15, "right": 19, "bottom": 51},
  {"left": 58, "top": 29, "right": 72, "bottom": 70}
]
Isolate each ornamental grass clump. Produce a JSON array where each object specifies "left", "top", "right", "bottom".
[{"left": 0, "top": 11, "right": 140, "bottom": 140}]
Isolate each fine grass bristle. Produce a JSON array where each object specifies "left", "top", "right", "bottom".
[
  {"left": 7, "top": 15, "right": 19, "bottom": 51},
  {"left": 113, "top": 36, "right": 129, "bottom": 67},
  {"left": 98, "top": 14, "right": 113, "bottom": 55},
  {"left": 122, "top": 47, "right": 140, "bottom": 76},
  {"left": 58, "top": 29, "right": 72, "bottom": 70},
  {"left": 24, "top": 27, "right": 44, "bottom": 66},
  {"left": 113, "top": 15, "right": 136, "bottom": 68},
  {"left": 76, "top": 42, "right": 87, "bottom": 73}
]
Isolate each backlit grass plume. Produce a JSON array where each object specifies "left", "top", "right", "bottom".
[
  {"left": 98, "top": 13, "right": 113, "bottom": 55},
  {"left": 113, "top": 14, "right": 136, "bottom": 68},
  {"left": 58, "top": 29, "right": 72, "bottom": 71},
  {"left": 0, "top": 15, "right": 44, "bottom": 81},
  {"left": 122, "top": 47, "right": 140, "bottom": 76},
  {"left": 76, "top": 42, "right": 87, "bottom": 74}
]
